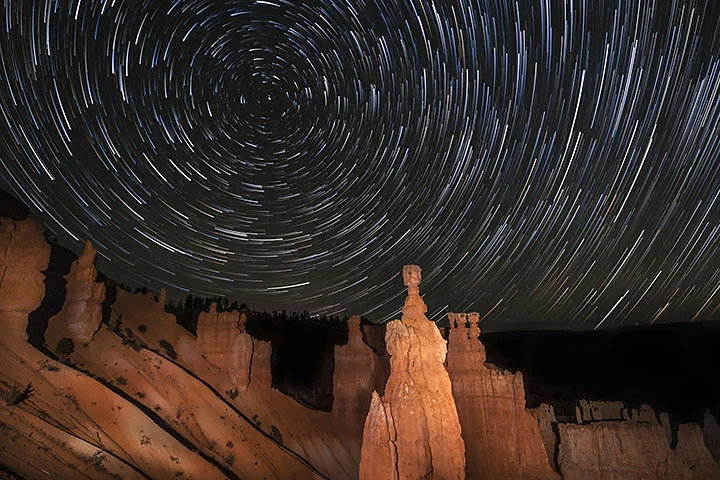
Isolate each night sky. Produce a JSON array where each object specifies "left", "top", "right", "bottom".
[{"left": 1, "top": 0, "right": 720, "bottom": 328}]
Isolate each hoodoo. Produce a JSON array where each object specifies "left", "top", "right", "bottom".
[{"left": 359, "top": 265, "right": 466, "bottom": 479}]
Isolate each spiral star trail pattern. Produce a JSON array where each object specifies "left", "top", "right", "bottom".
[{"left": 1, "top": 0, "right": 720, "bottom": 328}]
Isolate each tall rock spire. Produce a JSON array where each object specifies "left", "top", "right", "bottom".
[
  {"left": 359, "top": 265, "right": 466, "bottom": 479},
  {"left": 45, "top": 240, "right": 106, "bottom": 349}
]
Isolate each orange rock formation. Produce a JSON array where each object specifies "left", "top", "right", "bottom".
[
  {"left": 1, "top": 217, "right": 225, "bottom": 479},
  {"left": 446, "top": 312, "right": 559, "bottom": 480},
  {"left": 558, "top": 421, "right": 720, "bottom": 479},
  {"left": 359, "top": 265, "right": 466, "bottom": 479},
  {"left": 45, "top": 241, "right": 105, "bottom": 350},
  {"left": 110, "top": 288, "right": 360, "bottom": 479},
  {"left": 196, "top": 306, "right": 253, "bottom": 390},
  {"left": 0, "top": 216, "right": 50, "bottom": 336},
  {"left": 43, "top": 236, "right": 324, "bottom": 479}
]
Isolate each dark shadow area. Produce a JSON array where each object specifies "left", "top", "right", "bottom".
[
  {"left": 360, "top": 322, "right": 387, "bottom": 356},
  {"left": 481, "top": 321, "right": 720, "bottom": 423},
  {"left": 246, "top": 313, "right": 348, "bottom": 412},
  {"left": 0, "top": 462, "right": 24, "bottom": 479},
  {"left": 172, "top": 305, "right": 203, "bottom": 336},
  {"left": 0, "top": 188, "right": 29, "bottom": 220},
  {"left": 360, "top": 322, "right": 390, "bottom": 396},
  {"left": 26, "top": 243, "right": 77, "bottom": 352},
  {"left": 98, "top": 277, "right": 118, "bottom": 328}
]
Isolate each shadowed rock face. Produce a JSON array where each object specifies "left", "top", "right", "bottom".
[
  {"left": 246, "top": 313, "right": 347, "bottom": 412},
  {"left": 332, "top": 316, "right": 382, "bottom": 438},
  {"left": 704, "top": 410, "right": 720, "bottom": 463},
  {"left": 480, "top": 325, "right": 720, "bottom": 423},
  {"left": 360, "top": 265, "right": 466, "bottom": 480},
  {"left": 26, "top": 241, "right": 76, "bottom": 350}
]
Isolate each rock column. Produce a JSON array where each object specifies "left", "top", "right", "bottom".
[
  {"left": 447, "top": 312, "right": 559, "bottom": 480},
  {"left": 359, "top": 265, "right": 466, "bottom": 479}
]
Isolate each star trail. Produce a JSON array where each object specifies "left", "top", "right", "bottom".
[{"left": 2, "top": 0, "right": 720, "bottom": 328}]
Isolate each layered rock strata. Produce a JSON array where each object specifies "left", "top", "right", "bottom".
[
  {"left": 3, "top": 212, "right": 720, "bottom": 479},
  {"left": 43, "top": 238, "right": 325, "bottom": 479},
  {"left": 1, "top": 217, "right": 224, "bottom": 479},
  {"left": 558, "top": 421, "right": 720, "bottom": 479}
]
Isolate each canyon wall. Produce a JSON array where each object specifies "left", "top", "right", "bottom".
[
  {"left": 558, "top": 421, "right": 719, "bottom": 479},
  {"left": 446, "top": 311, "right": 719, "bottom": 480},
  {"left": 0, "top": 217, "right": 227, "bottom": 479},
  {"left": 196, "top": 307, "right": 253, "bottom": 390},
  {"left": 527, "top": 398, "right": 720, "bottom": 479}
]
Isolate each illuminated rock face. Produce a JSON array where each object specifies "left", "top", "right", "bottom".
[
  {"left": 38, "top": 226, "right": 325, "bottom": 479},
  {"left": 558, "top": 421, "right": 720, "bottom": 480},
  {"left": 3, "top": 217, "right": 720, "bottom": 479},
  {"left": 0, "top": 217, "right": 50, "bottom": 335},
  {"left": 0, "top": 217, "right": 227, "bottom": 479},
  {"left": 446, "top": 312, "right": 559, "bottom": 480},
  {"left": 360, "top": 266, "right": 466, "bottom": 480},
  {"left": 197, "top": 306, "right": 253, "bottom": 390}
]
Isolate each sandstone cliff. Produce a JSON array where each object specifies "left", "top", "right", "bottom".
[
  {"left": 0, "top": 217, "right": 225, "bottom": 479},
  {"left": 532, "top": 400, "right": 720, "bottom": 479},
  {"left": 110, "top": 288, "right": 359, "bottom": 479},
  {"left": 42, "top": 238, "right": 329, "bottom": 479},
  {"left": 196, "top": 306, "right": 253, "bottom": 390}
]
